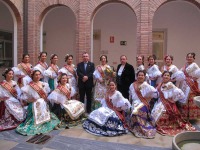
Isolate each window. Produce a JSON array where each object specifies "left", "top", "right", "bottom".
[
  {"left": 152, "top": 30, "right": 167, "bottom": 68},
  {"left": 0, "top": 31, "right": 13, "bottom": 67}
]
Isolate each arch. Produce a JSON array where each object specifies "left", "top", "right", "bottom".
[
  {"left": 152, "top": 0, "right": 200, "bottom": 68},
  {"left": 151, "top": 0, "right": 200, "bottom": 18},
  {"left": 90, "top": 1, "right": 137, "bottom": 22},
  {"left": 91, "top": 1, "right": 137, "bottom": 67},
  {"left": 32, "top": 0, "right": 79, "bottom": 64},
  {"left": 89, "top": 1, "right": 139, "bottom": 63},
  {"left": 39, "top": 5, "right": 77, "bottom": 67},
  {"left": 0, "top": 0, "right": 22, "bottom": 66}
]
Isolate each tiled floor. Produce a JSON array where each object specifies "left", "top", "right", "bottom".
[{"left": 0, "top": 119, "right": 199, "bottom": 150}]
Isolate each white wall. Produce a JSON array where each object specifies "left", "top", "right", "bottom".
[
  {"left": 93, "top": 3, "right": 137, "bottom": 69},
  {"left": 0, "top": 2, "right": 13, "bottom": 32},
  {"left": 43, "top": 6, "right": 76, "bottom": 68},
  {"left": 153, "top": 1, "right": 200, "bottom": 68}
]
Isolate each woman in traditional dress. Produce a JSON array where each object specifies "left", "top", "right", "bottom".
[
  {"left": 34, "top": 52, "right": 48, "bottom": 82},
  {"left": 44, "top": 54, "right": 59, "bottom": 91},
  {"left": 83, "top": 81, "right": 131, "bottom": 136},
  {"left": 151, "top": 71, "right": 195, "bottom": 136},
  {"left": 48, "top": 73, "right": 85, "bottom": 128},
  {"left": 128, "top": 70, "right": 157, "bottom": 138},
  {"left": 93, "top": 55, "right": 115, "bottom": 110},
  {"left": 58, "top": 54, "right": 77, "bottom": 98},
  {"left": 12, "top": 54, "right": 33, "bottom": 87},
  {"left": 135, "top": 55, "right": 149, "bottom": 83},
  {"left": 16, "top": 70, "right": 60, "bottom": 135},
  {"left": 146, "top": 55, "right": 162, "bottom": 87},
  {"left": 178, "top": 52, "right": 200, "bottom": 120},
  {"left": 161, "top": 55, "right": 184, "bottom": 86},
  {"left": 0, "top": 68, "right": 26, "bottom": 131}
]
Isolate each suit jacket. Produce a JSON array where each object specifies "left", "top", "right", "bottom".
[
  {"left": 116, "top": 63, "right": 135, "bottom": 89},
  {"left": 77, "top": 61, "right": 95, "bottom": 88}
]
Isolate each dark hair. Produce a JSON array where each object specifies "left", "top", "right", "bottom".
[
  {"left": 100, "top": 55, "right": 108, "bottom": 63},
  {"left": 148, "top": 55, "right": 156, "bottom": 66},
  {"left": 162, "top": 71, "right": 172, "bottom": 77},
  {"left": 57, "top": 73, "right": 68, "bottom": 83},
  {"left": 31, "top": 70, "right": 41, "bottom": 79},
  {"left": 164, "top": 55, "right": 173, "bottom": 61},
  {"left": 50, "top": 54, "right": 58, "bottom": 61},
  {"left": 65, "top": 54, "right": 73, "bottom": 62},
  {"left": 2, "top": 68, "right": 14, "bottom": 79},
  {"left": 22, "top": 53, "right": 30, "bottom": 59},
  {"left": 136, "top": 55, "right": 144, "bottom": 65},
  {"left": 147, "top": 55, "right": 156, "bottom": 61},
  {"left": 136, "top": 70, "right": 146, "bottom": 77},
  {"left": 120, "top": 55, "right": 127, "bottom": 59},
  {"left": 186, "top": 52, "right": 195, "bottom": 59},
  {"left": 38, "top": 52, "right": 47, "bottom": 60}
]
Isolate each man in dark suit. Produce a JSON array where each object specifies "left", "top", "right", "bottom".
[
  {"left": 77, "top": 52, "right": 95, "bottom": 113},
  {"left": 116, "top": 55, "right": 135, "bottom": 99}
]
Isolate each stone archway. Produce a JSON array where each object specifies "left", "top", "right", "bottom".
[
  {"left": 151, "top": 0, "right": 200, "bottom": 68},
  {"left": 89, "top": 0, "right": 138, "bottom": 68},
  {"left": 40, "top": 6, "right": 76, "bottom": 67},
  {"left": 0, "top": 0, "right": 22, "bottom": 67}
]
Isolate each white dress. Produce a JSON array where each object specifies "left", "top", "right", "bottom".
[
  {"left": 147, "top": 64, "right": 162, "bottom": 86},
  {"left": 135, "top": 65, "right": 150, "bottom": 83},
  {"left": 12, "top": 63, "right": 33, "bottom": 87},
  {"left": 34, "top": 62, "right": 48, "bottom": 82},
  {"left": 58, "top": 65, "right": 78, "bottom": 94},
  {"left": 83, "top": 91, "right": 131, "bottom": 136},
  {"left": 21, "top": 82, "right": 51, "bottom": 125},
  {"left": 93, "top": 65, "right": 109, "bottom": 102},
  {"left": 161, "top": 65, "right": 185, "bottom": 86},
  {"left": 151, "top": 82, "right": 185, "bottom": 122},
  {"left": 0, "top": 80, "right": 26, "bottom": 122},
  {"left": 44, "top": 65, "right": 59, "bottom": 90},
  {"left": 129, "top": 82, "right": 157, "bottom": 114},
  {"left": 48, "top": 84, "right": 85, "bottom": 120},
  {"left": 128, "top": 81, "right": 157, "bottom": 138}
]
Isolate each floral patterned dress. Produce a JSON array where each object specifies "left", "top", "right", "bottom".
[
  {"left": 16, "top": 81, "right": 60, "bottom": 135},
  {"left": 83, "top": 91, "right": 130, "bottom": 136},
  {"left": 0, "top": 80, "right": 26, "bottom": 131},
  {"left": 128, "top": 82, "right": 157, "bottom": 138}
]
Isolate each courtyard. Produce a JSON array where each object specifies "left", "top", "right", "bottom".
[{"left": 0, "top": 120, "right": 200, "bottom": 150}]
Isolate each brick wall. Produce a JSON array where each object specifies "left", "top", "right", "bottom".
[{"left": 4, "top": 0, "right": 200, "bottom": 66}]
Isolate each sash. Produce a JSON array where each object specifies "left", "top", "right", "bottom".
[
  {"left": 105, "top": 93, "right": 127, "bottom": 127},
  {"left": 157, "top": 83, "right": 180, "bottom": 115},
  {"left": 133, "top": 82, "right": 150, "bottom": 109},
  {"left": 38, "top": 61, "right": 48, "bottom": 69},
  {"left": 57, "top": 85, "right": 71, "bottom": 99},
  {"left": 64, "top": 65, "right": 76, "bottom": 77},
  {"left": 29, "top": 81, "right": 47, "bottom": 100},
  {"left": 50, "top": 64, "right": 58, "bottom": 75},
  {"left": 97, "top": 65, "right": 105, "bottom": 78},
  {"left": 0, "top": 81, "right": 18, "bottom": 99},
  {"left": 20, "top": 63, "right": 32, "bottom": 76},
  {"left": 29, "top": 82, "right": 50, "bottom": 125},
  {"left": 183, "top": 65, "right": 200, "bottom": 95}
]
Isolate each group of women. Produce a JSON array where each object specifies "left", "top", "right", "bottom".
[{"left": 0, "top": 52, "right": 199, "bottom": 139}]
